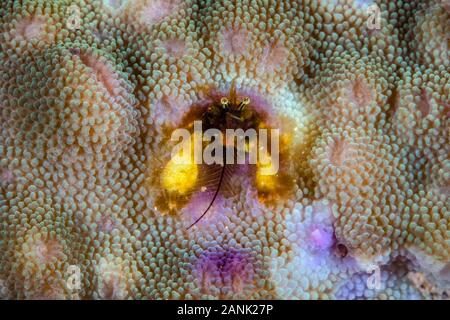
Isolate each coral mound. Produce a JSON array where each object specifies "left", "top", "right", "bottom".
[{"left": 0, "top": 0, "right": 448, "bottom": 299}]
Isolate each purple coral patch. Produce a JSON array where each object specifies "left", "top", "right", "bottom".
[
  {"left": 194, "top": 248, "right": 255, "bottom": 295},
  {"left": 309, "top": 226, "right": 334, "bottom": 251}
]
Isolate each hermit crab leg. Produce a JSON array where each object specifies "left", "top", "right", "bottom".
[{"left": 227, "top": 113, "right": 245, "bottom": 122}]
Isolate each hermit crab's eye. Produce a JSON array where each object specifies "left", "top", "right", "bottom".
[
  {"left": 238, "top": 97, "right": 250, "bottom": 111},
  {"left": 221, "top": 97, "right": 229, "bottom": 108}
]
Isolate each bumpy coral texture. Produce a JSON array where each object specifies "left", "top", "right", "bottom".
[{"left": 0, "top": 0, "right": 448, "bottom": 299}]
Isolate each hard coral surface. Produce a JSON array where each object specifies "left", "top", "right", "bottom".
[{"left": 0, "top": 0, "right": 448, "bottom": 299}]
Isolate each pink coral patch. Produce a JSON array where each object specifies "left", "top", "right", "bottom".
[
  {"left": 71, "top": 50, "right": 122, "bottom": 97},
  {"left": 221, "top": 28, "right": 251, "bottom": 55},
  {"left": 161, "top": 39, "right": 186, "bottom": 58},
  {"left": 427, "top": 94, "right": 449, "bottom": 119},
  {"left": 440, "top": 99, "right": 450, "bottom": 118},
  {"left": 328, "top": 139, "right": 352, "bottom": 166},
  {"left": 153, "top": 95, "right": 189, "bottom": 127},
  {"left": 288, "top": 200, "right": 339, "bottom": 256},
  {"left": 96, "top": 214, "right": 118, "bottom": 233},
  {"left": 140, "top": 0, "right": 182, "bottom": 25},
  {"left": 0, "top": 167, "right": 14, "bottom": 187},
  {"left": 181, "top": 191, "right": 229, "bottom": 229},
  {"left": 261, "top": 40, "right": 288, "bottom": 70},
  {"left": 98, "top": 272, "right": 127, "bottom": 299},
  {"left": 309, "top": 227, "right": 334, "bottom": 251},
  {"left": 33, "top": 240, "right": 62, "bottom": 264},
  {"left": 96, "top": 259, "right": 128, "bottom": 300},
  {"left": 444, "top": 1, "right": 450, "bottom": 12},
  {"left": 417, "top": 90, "right": 432, "bottom": 117},
  {"left": 347, "top": 77, "right": 374, "bottom": 108},
  {"left": 411, "top": 90, "right": 449, "bottom": 120},
  {"left": 14, "top": 16, "right": 46, "bottom": 41}
]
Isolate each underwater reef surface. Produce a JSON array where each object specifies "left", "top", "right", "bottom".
[{"left": 0, "top": 0, "right": 448, "bottom": 299}]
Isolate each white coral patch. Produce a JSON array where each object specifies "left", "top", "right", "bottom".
[
  {"left": 407, "top": 247, "right": 450, "bottom": 289},
  {"left": 22, "top": 235, "right": 63, "bottom": 267},
  {"left": 14, "top": 16, "right": 46, "bottom": 41},
  {"left": 352, "top": 0, "right": 376, "bottom": 11},
  {"left": 140, "top": 0, "right": 182, "bottom": 26},
  {"left": 320, "top": 0, "right": 375, "bottom": 9},
  {"left": 270, "top": 201, "right": 359, "bottom": 299},
  {"left": 103, "top": 0, "right": 127, "bottom": 11},
  {"left": 96, "top": 258, "right": 129, "bottom": 300},
  {"left": 335, "top": 269, "right": 422, "bottom": 300}
]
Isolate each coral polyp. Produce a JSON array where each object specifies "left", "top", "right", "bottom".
[
  {"left": 193, "top": 248, "right": 257, "bottom": 299},
  {"left": 0, "top": 0, "right": 448, "bottom": 300}
]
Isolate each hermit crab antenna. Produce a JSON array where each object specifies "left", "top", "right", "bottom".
[
  {"left": 187, "top": 163, "right": 226, "bottom": 230},
  {"left": 238, "top": 97, "right": 250, "bottom": 111}
]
